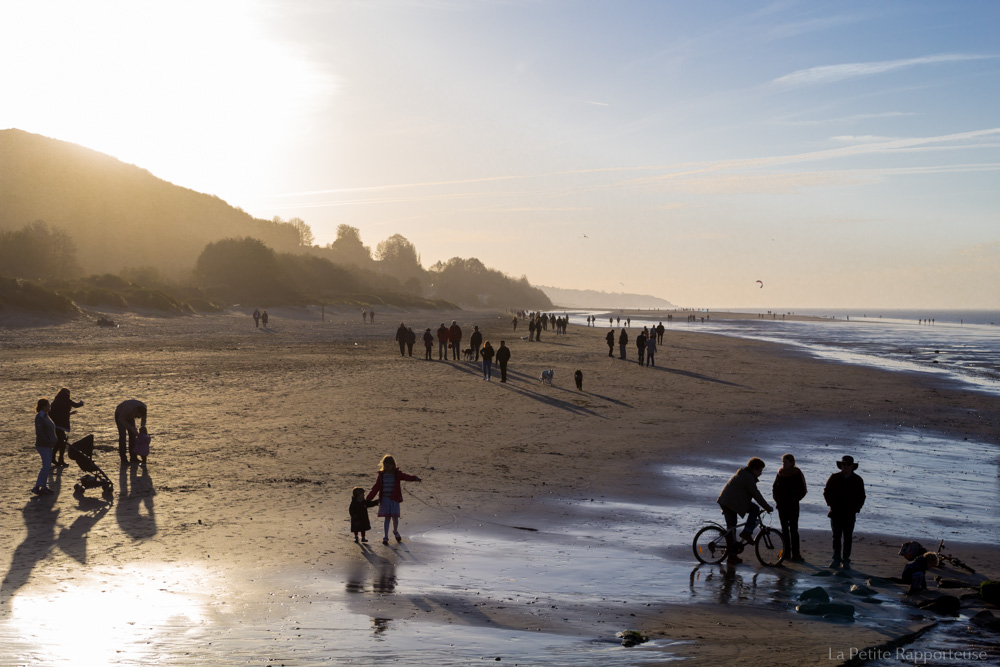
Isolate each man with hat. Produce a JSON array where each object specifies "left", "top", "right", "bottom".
[{"left": 823, "top": 455, "right": 866, "bottom": 569}]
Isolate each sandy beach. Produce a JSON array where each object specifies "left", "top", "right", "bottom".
[{"left": 1, "top": 307, "right": 998, "bottom": 665}]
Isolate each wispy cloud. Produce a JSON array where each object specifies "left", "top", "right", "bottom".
[
  {"left": 773, "top": 53, "right": 995, "bottom": 87},
  {"left": 779, "top": 111, "right": 917, "bottom": 126},
  {"left": 584, "top": 100, "right": 610, "bottom": 107}
]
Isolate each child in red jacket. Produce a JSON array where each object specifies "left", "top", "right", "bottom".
[{"left": 367, "top": 454, "right": 422, "bottom": 545}]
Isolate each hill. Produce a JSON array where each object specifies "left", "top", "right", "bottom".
[
  {"left": 539, "top": 285, "right": 677, "bottom": 310},
  {"left": 0, "top": 129, "right": 298, "bottom": 278}
]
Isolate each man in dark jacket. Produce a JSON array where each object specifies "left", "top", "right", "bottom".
[
  {"left": 449, "top": 321, "right": 462, "bottom": 360},
  {"left": 606, "top": 329, "right": 615, "bottom": 357},
  {"left": 423, "top": 328, "right": 434, "bottom": 360},
  {"left": 394, "top": 322, "right": 408, "bottom": 357},
  {"left": 636, "top": 330, "right": 647, "bottom": 365},
  {"left": 436, "top": 323, "right": 449, "bottom": 360},
  {"left": 823, "top": 455, "right": 866, "bottom": 569},
  {"left": 717, "top": 457, "right": 773, "bottom": 565},
  {"left": 495, "top": 341, "right": 511, "bottom": 383},
  {"left": 772, "top": 453, "right": 807, "bottom": 562},
  {"left": 618, "top": 328, "right": 628, "bottom": 360},
  {"left": 469, "top": 326, "right": 483, "bottom": 361}
]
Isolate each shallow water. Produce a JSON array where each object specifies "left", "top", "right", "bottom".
[
  {"left": 567, "top": 312, "right": 1000, "bottom": 395},
  {"left": 2, "top": 427, "right": 995, "bottom": 665},
  {"left": 664, "top": 426, "right": 1000, "bottom": 546}
]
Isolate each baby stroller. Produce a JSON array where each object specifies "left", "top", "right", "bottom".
[{"left": 67, "top": 434, "right": 114, "bottom": 502}]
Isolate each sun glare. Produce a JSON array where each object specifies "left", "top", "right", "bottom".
[
  {"left": 5, "top": 563, "right": 211, "bottom": 665},
  {"left": 0, "top": 0, "right": 334, "bottom": 200}
]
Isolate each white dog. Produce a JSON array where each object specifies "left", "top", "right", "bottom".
[{"left": 540, "top": 369, "right": 554, "bottom": 384}]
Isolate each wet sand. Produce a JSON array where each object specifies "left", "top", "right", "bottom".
[{"left": 1, "top": 307, "right": 999, "bottom": 665}]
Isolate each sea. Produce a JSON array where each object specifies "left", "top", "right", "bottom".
[{"left": 567, "top": 309, "right": 1000, "bottom": 396}]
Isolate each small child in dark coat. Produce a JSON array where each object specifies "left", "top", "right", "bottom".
[{"left": 350, "top": 487, "right": 379, "bottom": 543}]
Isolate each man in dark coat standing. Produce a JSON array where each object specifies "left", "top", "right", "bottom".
[
  {"left": 449, "top": 321, "right": 463, "bottom": 360},
  {"left": 618, "top": 328, "right": 628, "bottom": 360},
  {"left": 823, "top": 455, "right": 866, "bottom": 569},
  {"left": 469, "top": 326, "right": 483, "bottom": 361},
  {"left": 437, "top": 323, "right": 450, "bottom": 360},
  {"left": 495, "top": 340, "right": 511, "bottom": 383},
  {"left": 606, "top": 329, "right": 615, "bottom": 357}
]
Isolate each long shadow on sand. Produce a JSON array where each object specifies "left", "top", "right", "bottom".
[
  {"left": 0, "top": 497, "right": 60, "bottom": 618},
  {"left": 627, "top": 362, "right": 747, "bottom": 388},
  {"left": 442, "top": 362, "right": 632, "bottom": 414}
]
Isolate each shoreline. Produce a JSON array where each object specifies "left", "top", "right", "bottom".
[{"left": 1, "top": 310, "right": 998, "bottom": 664}]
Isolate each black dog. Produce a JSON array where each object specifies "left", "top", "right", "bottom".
[{"left": 574, "top": 369, "right": 583, "bottom": 390}]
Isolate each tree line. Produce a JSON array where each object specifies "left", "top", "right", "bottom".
[{"left": 0, "top": 220, "right": 552, "bottom": 312}]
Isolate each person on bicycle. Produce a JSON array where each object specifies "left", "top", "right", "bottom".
[{"left": 717, "top": 457, "right": 774, "bottom": 565}]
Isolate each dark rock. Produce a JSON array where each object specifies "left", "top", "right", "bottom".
[
  {"left": 799, "top": 587, "right": 830, "bottom": 603},
  {"left": 866, "top": 576, "right": 894, "bottom": 587},
  {"left": 617, "top": 630, "right": 648, "bottom": 647},
  {"left": 917, "top": 595, "right": 961, "bottom": 616},
  {"left": 850, "top": 584, "right": 876, "bottom": 596},
  {"left": 796, "top": 602, "right": 855, "bottom": 618},
  {"left": 981, "top": 581, "right": 1000, "bottom": 605},
  {"left": 935, "top": 577, "right": 974, "bottom": 589},
  {"left": 861, "top": 596, "right": 883, "bottom": 605},
  {"left": 970, "top": 610, "right": 1000, "bottom": 632}
]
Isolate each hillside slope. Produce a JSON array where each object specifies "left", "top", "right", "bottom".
[{"left": 0, "top": 129, "right": 297, "bottom": 278}]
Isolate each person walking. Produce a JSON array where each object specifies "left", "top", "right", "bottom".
[
  {"left": 823, "top": 455, "right": 865, "bottom": 569},
  {"left": 50, "top": 387, "right": 83, "bottom": 468},
  {"left": 449, "top": 321, "right": 463, "bottom": 360},
  {"left": 772, "top": 453, "right": 807, "bottom": 562},
  {"left": 469, "top": 326, "right": 483, "bottom": 361},
  {"left": 436, "top": 323, "right": 450, "bottom": 360},
  {"left": 253, "top": 309, "right": 261, "bottom": 328},
  {"left": 481, "top": 340, "right": 495, "bottom": 381},
  {"left": 261, "top": 310, "right": 269, "bottom": 327},
  {"left": 366, "top": 455, "right": 422, "bottom": 545},
  {"left": 606, "top": 329, "right": 615, "bottom": 357},
  {"left": 636, "top": 330, "right": 647, "bottom": 366},
  {"left": 394, "top": 322, "right": 408, "bottom": 357},
  {"left": 32, "top": 398, "right": 57, "bottom": 495},
  {"left": 406, "top": 327, "right": 416, "bottom": 357},
  {"left": 495, "top": 340, "right": 511, "bottom": 383},
  {"left": 618, "top": 328, "right": 628, "bottom": 360},
  {"left": 656, "top": 321, "right": 665, "bottom": 345},
  {"left": 114, "top": 399, "right": 147, "bottom": 464},
  {"left": 717, "top": 457, "right": 773, "bottom": 565}
]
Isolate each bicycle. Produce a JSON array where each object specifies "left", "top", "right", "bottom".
[
  {"left": 692, "top": 510, "right": 786, "bottom": 566},
  {"left": 936, "top": 539, "right": 975, "bottom": 574}
]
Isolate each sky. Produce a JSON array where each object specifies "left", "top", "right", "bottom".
[{"left": 1, "top": 0, "right": 998, "bottom": 309}]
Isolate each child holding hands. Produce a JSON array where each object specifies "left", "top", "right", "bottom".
[
  {"left": 349, "top": 487, "right": 379, "bottom": 543},
  {"left": 367, "top": 455, "right": 421, "bottom": 545}
]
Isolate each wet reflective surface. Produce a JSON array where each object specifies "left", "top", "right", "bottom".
[{"left": 1, "top": 426, "right": 995, "bottom": 664}]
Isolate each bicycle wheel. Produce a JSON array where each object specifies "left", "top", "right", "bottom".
[
  {"left": 754, "top": 527, "right": 786, "bottom": 566},
  {"left": 693, "top": 525, "right": 729, "bottom": 564}
]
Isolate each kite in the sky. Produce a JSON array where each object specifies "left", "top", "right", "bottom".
[{"left": 756, "top": 280, "right": 764, "bottom": 288}]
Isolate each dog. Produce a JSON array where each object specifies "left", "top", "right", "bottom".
[
  {"left": 540, "top": 369, "right": 554, "bottom": 384},
  {"left": 574, "top": 369, "right": 583, "bottom": 390},
  {"left": 463, "top": 348, "right": 474, "bottom": 361}
]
